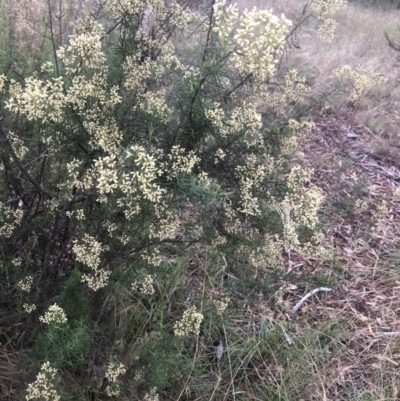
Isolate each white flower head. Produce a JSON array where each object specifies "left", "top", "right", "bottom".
[{"left": 39, "top": 304, "right": 67, "bottom": 325}]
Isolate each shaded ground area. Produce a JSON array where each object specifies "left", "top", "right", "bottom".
[{"left": 280, "top": 107, "right": 400, "bottom": 399}]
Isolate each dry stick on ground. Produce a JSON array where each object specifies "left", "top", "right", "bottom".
[
  {"left": 291, "top": 287, "right": 332, "bottom": 315},
  {"left": 377, "top": 331, "right": 400, "bottom": 337}
]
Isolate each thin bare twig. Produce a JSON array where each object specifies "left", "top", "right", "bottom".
[
  {"left": 291, "top": 287, "right": 332, "bottom": 315},
  {"left": 377, "top": 331, "right": 400, "bottom": 337},
  {"left": 0, "top": 122, "right": 56, "bottom": 199}
]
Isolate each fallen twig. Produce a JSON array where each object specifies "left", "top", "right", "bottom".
[
  {"left": 377, "top": 331, "right": 400, "bottom": 337},
  {"left": 291, "top": 287, "right": 332, "bottom": 315}
]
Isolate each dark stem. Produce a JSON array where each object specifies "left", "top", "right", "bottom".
[
  {"left": 47, "top": 0, "right": 60, "bottom": 76},
  {"left": 0, "top": 122, "right": 56, "bottom": 199}
]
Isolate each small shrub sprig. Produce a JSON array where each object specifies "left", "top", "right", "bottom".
[
  {"left": 308, "top": 0, "right": 348, "bottom": 41},
  {"left": 334, "top": 64, "right": 387, "bottom": 125}
]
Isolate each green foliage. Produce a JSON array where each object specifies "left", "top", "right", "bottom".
[
  {"left": 31, "top": 318, "right": 91, "bottom": 370},
  {"left": 58, "top": 268, "right": 90, "bottom": 322},
  {"left": 136, "top": 333, "right": 192, "bottom": 391}
]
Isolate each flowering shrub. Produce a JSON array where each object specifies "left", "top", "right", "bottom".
[
  {"left": 1, "top": 3, "right": 324, "bottom": 286},
  {"left": 0, "top": 0, "right": 340, "bottom": 398}
]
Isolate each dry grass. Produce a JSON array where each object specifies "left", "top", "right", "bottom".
[
  {"left": 287, "top": 100, "right": 400, "bottom": 399},
  {"left": 0, "top": 346, "right": 23, "bottom": 399}
]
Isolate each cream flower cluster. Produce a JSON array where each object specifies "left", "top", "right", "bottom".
[
  {"left": 307, "top": 0, "right": 347, "bottom": 41},
  {"left": 248, "top": 235, "right": 284, "bottom": 269},
  {"left": 283, "top": 166, "right": 324, "bottom": 229},
  {"left": 57, "top": 19, "right": 105, "bottom": 73},
  {"left": 40, "top": 62, "right": 54, "bottom": 74},
  {"left": 25, "top": 362, "right": 60, "bottom": 401},
  {"left": 73, "top": 234, "right": 102, "bottom": 269},
  {"left": 39, "top": 304, "right": 67, "bottom": 325},
  {"left": 355, "top": 198, "right": 368, "bottom": 213},
  {"left": 124, "top": 54, "right": 155, "bottom": 93},
  {"left": 105, "top": 0, "right": 195, "bottom": 35},
  {"left": 105, "top": 360, "right": 126, "bottom": 397},
  {"left": 375, "top": 199, "right": 389, "bottom": 231},
  {"left": 124, "top": 145, "right": 163, "bottom": 203},
  {"left": 181, "top": 65, "right": 202, "bottom": 91},
  {"left": 105, "top": 0, "right": 151, "bottom": 14},
  {"left": 164, "top": 146, "right": 200, "bottom": 180},
  {"left": 75, "top": 209, "right": 85, "bottom": 220},
  {"left": 81, "top": 268, "right": 112, "bottom": 291},
  {"left": 265, "top": 70, "right": 310, "bottom": 115},
  {"left": 149, "top": 210, "right": 179, "bottom": 241},
  {"left": 205, "top": 101, "right": 263, "bottom": 146},
  {"left": 232, "top": 103, "right": 263, "bottom": 147},
  {"left": 221, "top": 200, "right": 242, "bottom": 235},
  {"left": 0, "top": 202, "right": 23, "bottom": 238},
  {"left": 0, "top": 74, "right": 6, "bottom": 92},
  {"left": 174, "top": 306, "right": 203, "bottom": 337},
  {"left": 138, "top": 90, "right": 172, "bottom": 124},
  {"left": 65, "top": 74, "right": 121, "bottom": 115},
  {"left": 73, "top": 235, "right": 111, "bottom": 291},
  {"left": 288, "top": 119, "right": 315, "bottom": 138},
  {"left": 204, "top": 103, "right": 230, "bottom": 137},
  {"left": 167, "top": 1, "right": 196, "bottom": 31},
  {"left": 18, "top": 275, "right": 34, "bottom": 292},
  {"left": 214, "top": 148, "right": 226, "bottom": 164},
  {"left": 6, "top": 20, "right": 121, "bottom": 158},
  {"left": 5, "top": 77, "right": 64, "bottom": 123},
  {"left": 318, "top": 18, "right": 337, "bottom": 42},
  {"left": 131, "top": 274, "right": 155, "bottom": 295},
  {"left": 23, "top": 303, "right": 37, "bottom": 313},
  {"left": 235, "top": 155, "right": 271, "bottom": 216},
  {"left": 11, "top": 136, "right": 29, "bottom": 159},
  {"left": 85, "top": 118, "right": 122, "bottom": 154},
  {"left": 213, "top": 1, "right": 292, "bottom": 79},
  {"left": 280, "top": 119, "right": 314, "bottom": 156},
  {"left": 74, "top": 143, "right": 199, "bottom": 222},
  {"left": 124, "top": 39, "right": 181, "bottom": 94},
  {"left": 143, "top": 388, "right": 160, "bottom": 401},
  {"left": 12, "top": 257, "right": 22, "bottom": 267},
  {"left": 213, "top": 298, "right": 229, "bottom": 315},
  {"left": 334, "top": 64, "right": 387, "bottom": 103},
  {"left": 93, "top": 155, "right": 119, "bottom": 196},
  {"left": 105, "top": 0, "right": 165, "bottom": 17}
]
